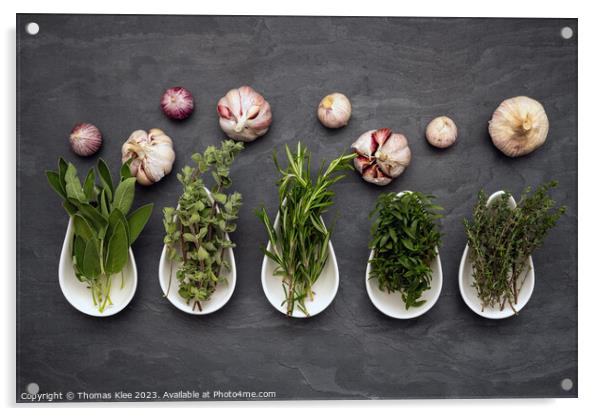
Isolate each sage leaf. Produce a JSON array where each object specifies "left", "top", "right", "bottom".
[
  {"left": 83, "top": 168, "right": 96, "bottom": 202},
  {"left": 100, "top": 189, "right": 109, "bottom": 217},
  {"left": 73, "top": 200, "right": 108, "bottom": 237},
  {"left": 113, "top": 177, "right": 136, "bottom": 215},
  {"left": 63, "top": 200, "right": 78, "bottom": 216},
  {"left": 107, "top": 209, "right": 131, "bottom": 246},
  {"left": 97, "top": 158, "right": 114, "bottom": 199},
  {"left": 127, "top": 203, "right": 153, "bottom": 244},
  {"left": 46, "top": 171, "right": 66, "bottom": 199},
  {"left": 64, "top": 163, "right": 87, "bottom": 202},
  {"left": 58, "top": 157, "right": 68, "bottom": 187},
  {"left": 82, "top": 239, "right": 101, "bottom": 278},
  {"left": 120, "top": 158, "right": 133, "bottom": 180},
  {"left": 73, "top": 214, "right": 95, "bottom": 241},
  {"left": 104, "top": 221, "right": 128, "bottom": 275}
]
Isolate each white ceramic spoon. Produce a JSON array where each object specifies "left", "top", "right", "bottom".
[
  {"left": 158, "top": 188, "right": 236, "bottom": 315},
  {"left": 261, "top": 210, "right": 339, "bottom": 318},
  {"left": 458, "top": 190, "right": 535, "bottom": 319},
  {"left": 58, "top": 218, "right": 137, "bottom": 317},
  {"left": 365, "top": 191, "right": 443, "bottom": 319}
]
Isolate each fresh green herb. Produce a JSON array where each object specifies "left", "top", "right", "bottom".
[
  {"left": 46, "top": 158, "right": 153, "bottom": 313},
  {"left": 163, "top": 140, "right": 243, "bottom": 311},
  {"left": 464, "top": 181, "right": 565, "bottom": 312},
  {"left": 257, "top": 142, "right": 355, "bottom": 317},
  {"left": 369, "top": 192, "right": 443, "bottom": 309}
]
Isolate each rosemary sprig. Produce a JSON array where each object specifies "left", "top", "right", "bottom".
[
  {"left": 464, "top": 181, "right": 565, "bottom": 312},
  {"left": 368, "top": 192, "right": 443, "bottom": 309},
  {"left": 257, "top": 142, "right": 355, "bottom": 317}
]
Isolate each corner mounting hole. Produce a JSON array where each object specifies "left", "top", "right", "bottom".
[
  {"left": 26, "top": 382, "right": 39, "bottom": 394},
  {"left": 561, "top": 378, "right": 573, "bottom": 391},
  {"left": 25, "top": 22, "right": 39, "bottom": 36},
  {"left": 560, "top": 26, "right": 573, "bottom": 40}
]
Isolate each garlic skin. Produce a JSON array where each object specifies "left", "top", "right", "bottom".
[
  {"left": 317, "top": 93, "right": 351, "bottom": 128},
  {"left": 217, "top": 86, "right": 272, "bottom": 142},
  {"left": 121, "top": 128, "right": 176, "bottom": 186},
  {"left": 69, "top": 123, "right": 102, "bottom": 156},
  {"left": 489, "top": 96, "right": 549, "bottom": 157},
  {"left": 426, "top": 116, "right": 457, "bottom": 148},
  {"left": 351, "top": 128, "right": 411, "bottom": 186}
]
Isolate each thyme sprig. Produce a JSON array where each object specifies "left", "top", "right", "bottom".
[
  {"left": 369, "top": 192, "right": 443, "bottom": 309},
  {"left": 163, "top": 140, "right": 243, "bottom": 311},
  {"left": 464, "top": 181, "right": 565, "bottom": 312},
  {"left": 257, "top": 142, "right": 355, "bottom": 317}
]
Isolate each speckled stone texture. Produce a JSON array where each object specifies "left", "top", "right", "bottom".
[{"left": 16, "top": 15, "right": 577, "bottom": 401}]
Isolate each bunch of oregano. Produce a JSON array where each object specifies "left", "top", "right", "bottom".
[
  {"left": 257, "top": 142, "right": 356, "bottom": 317},
  {"left": 464, "top": 181, "right": 565, "bottom": 312},
  {"left": 46, "top": 158, "right": 153, "bottom": 312},
  {"left": 163, "top": 140, "right": 243, "bottom": 311},
  {"left": 369, "top": 192, "right": 443, "bottom": 309}
]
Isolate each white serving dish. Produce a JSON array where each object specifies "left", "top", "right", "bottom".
[
  {"left": 365, "top": 191, "right": 443, "bottom": 319},
  {"left": 58, "top": 218, "right": 137, "bottom": 317}
]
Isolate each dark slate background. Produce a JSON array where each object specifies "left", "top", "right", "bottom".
[{"left": 16, "top": 15, "right": 577, "bottom": 401}]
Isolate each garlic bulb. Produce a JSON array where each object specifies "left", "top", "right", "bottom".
[
  {"left": 351, "top": 128, "right": 411, "bottom": 186},
  {"left": 426, "top": 116, "right": 457, "bottom": 148},
  {"left": 69, "top": 123, "right": 102, "bottom": 156},
  {"left": 317, "top": 92, "right": 352, "bottom": 128},
  {"left": 217, "top": 86, "right": 272, "bottom": 142},
  {"left": 161, "top": 86, "right": 194, "bottom": 120},
  {"left": 121, "top": 128, "right": 176, "bottom": 186},
  {"left": 489, "top": 96, "right": 549, "bottom": 157}
]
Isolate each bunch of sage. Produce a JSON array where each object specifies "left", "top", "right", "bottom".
[
  {"left": 163, "top": 140, "right": 243, "bottom": 311},
  {"left": 369, "top": 192, "right": 443, "bottom": 309},
  {"left": 464, "top": 181, "right": 565, "bottom": 312},
  {"left": 257, "top": 142, "right": 355, "bottom": 317},
  {"left": 46, "top": 158, "right": 153, "bottom": 312}
]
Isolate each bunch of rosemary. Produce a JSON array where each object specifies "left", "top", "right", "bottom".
[
  {"left": 257, "top": 142, "right": 355, "bottom": 317},
  {"left": 369, "top": 192, "right": 443, "bottom": 309},
  {"left": 464, "top": 181, "right": 565, "bottom": 312},
  {"left": 163, "top": 140, "right": 243, "bottom": 311}
]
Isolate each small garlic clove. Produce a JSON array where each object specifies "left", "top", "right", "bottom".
[
  {"left": 377, "top": 133, "right": 411, "bottom": 177},
  {"left": 317, "top": 92, "right": 352, "bottom": 129},
  {"left": 489, "top": 96, "right": 549, "bottom": 157},
  {"left": 426, "top": 116, "right": 458, "bottom": 149},
  {"left": 350, "top": 130, "right": 375, "bottom": 157}
]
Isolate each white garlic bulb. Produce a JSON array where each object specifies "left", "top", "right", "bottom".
[
  {"left": 217, "top": 86, "right": 272, "bottom": 142},
  {"left": 489, "top": 96, "right": 549, "bottom": 157},
  {"left": 317, "top": 93, "right": 352, "bottom": 128},
  {"left": 351, "top": 128, "right": 411, "bottom": 186},
  {"left": 121, "top": 128, "right": 176, "bottom": 186},
  {"left": 426, "top": 116, "right": 457, "bottom": 148}
]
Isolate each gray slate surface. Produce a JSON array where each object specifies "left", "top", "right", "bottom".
[{"left": 16, "top": 15, "right": 578, "bottom": 401}]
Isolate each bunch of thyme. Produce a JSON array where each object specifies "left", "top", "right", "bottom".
[{"left": 464, "top": 181, "right": 565, "bottom": 312}]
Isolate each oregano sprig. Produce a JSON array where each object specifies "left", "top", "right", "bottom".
[{"left": 163, "top": 140, "right": 244, "bottom": 311}]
